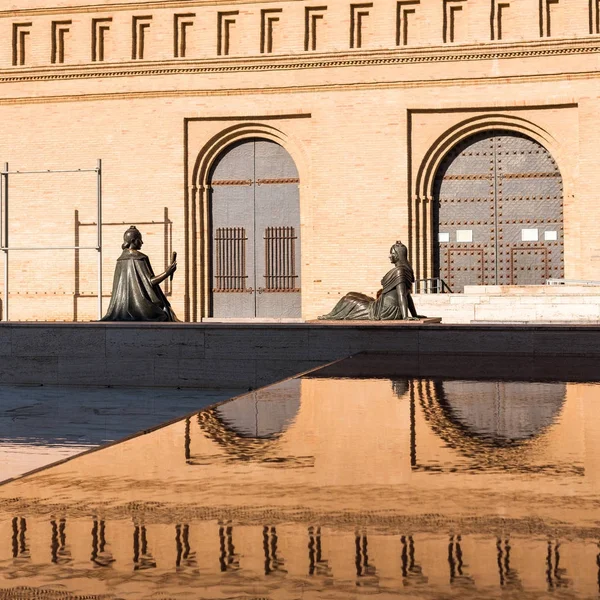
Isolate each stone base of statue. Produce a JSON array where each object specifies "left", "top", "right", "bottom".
[{"left": 312, "top": 317, "right": 442, "bottom": 324}]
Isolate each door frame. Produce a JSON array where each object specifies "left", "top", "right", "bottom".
[
  {"left": 187, "top": 119, "right": 309, "bottom": 321},
  {"left": 409, "top": 111, "right": 571, "bottom": 281},
  {"left": 432, "top": 130, "right": 564, "bottom": 289}
]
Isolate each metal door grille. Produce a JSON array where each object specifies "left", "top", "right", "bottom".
[
  {"left": 214, "top": 227, "right": 247, "bottom": 292},
  {"left": 264, "top": 226, "right": 298, "bottom": 291}
]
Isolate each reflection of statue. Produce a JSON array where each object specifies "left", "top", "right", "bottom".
[
  {"left": 319, "top": 241, "right": 422, "bottom": 320},
  {"left": 101, "top": 226, "right": 178, "bottom": 321}
]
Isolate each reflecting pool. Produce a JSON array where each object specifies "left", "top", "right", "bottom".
[
  {"left": 0, "top": 354, "right": 600, "bottom": 599},
  {"left": 0, "top": 385, "right": 241, "bottom": 482}
]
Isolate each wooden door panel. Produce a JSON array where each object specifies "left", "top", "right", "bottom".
[
  {"left": 210, "top": 139, "right": 301, "bottom": 318},
  {"left": 434, "top": 131, "right": 564, "bottom": 291}
]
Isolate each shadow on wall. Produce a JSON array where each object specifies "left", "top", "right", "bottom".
[{"left": 73, "top": 207, "right": 173, "bottom": 321}]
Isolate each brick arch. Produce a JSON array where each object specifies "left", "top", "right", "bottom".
[
  {"left": 411, "top": 115, "right": 566, "bottom": 280},
  {"left": 189, "top": 124, "right": 308, "bottom": 320}
]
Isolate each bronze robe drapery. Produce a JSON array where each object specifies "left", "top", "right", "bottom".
[
  {"left": 319, "top": 263, "right": 415, "bottom": 321},
  {"left": 101, "top": 250, "right": 178, "bottom": 322}
]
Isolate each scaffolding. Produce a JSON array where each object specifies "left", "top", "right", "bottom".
[{"left": 0, "top": 160, "right": 103, "bottom": 322}]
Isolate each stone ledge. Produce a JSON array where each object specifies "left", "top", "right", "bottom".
[{"left": 0, "top": 322, "right": 598, "bottom": 388}]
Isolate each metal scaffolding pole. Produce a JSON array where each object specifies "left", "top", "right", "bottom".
[
  {"left": 0, "top": 161, "right": 103, "bottom": 322},
  {"left": 97, "top": 159, "right": 103, "bottom": 320},
  {"left": 2, "top": 163, "right": 8, "bottom": 322}
]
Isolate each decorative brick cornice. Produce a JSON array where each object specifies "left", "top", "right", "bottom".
[
  {"left": 0, "top": 0, "right": 264, "bottom": 18},
  {"left": 0, "top": 36, "right": 599, "bottom": 84}
]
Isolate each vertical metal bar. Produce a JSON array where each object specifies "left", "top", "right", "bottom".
[
  {"left": 265, "top": 227, "right": 270, "bottom": 290},
  {"left": 224, "top": 228, "right": 228, "bottom": 291},
  {"left": 265, "top": 227, "right": 269, "bottom": 290},
  {"left": 216, "top": 229, "right": 221, "bottom": 290},
  {"left": 278, "top": 227, "right": 282, "bottom": 289},
  {"left": 227, "top": 227, "right": 231, "bottom": 291},
  {"left": 270, "top": 227, "right": 274, "bottom": 289},
  {"left": 236, "top": 227, "right": 240, "bottom": 290},
  {"left": 288, "top": 227, "right": 292, "bottom": 289},
  {"left": 234, "top": 227, "right": 237, "bottom": 290},
  {"left": 3, "top": 162, "right": 8, "bottom": 322},
  {"left": 236, "top": 227, "right": 244, "bottom": 291},
  {"left": 97, "top": 159, "right": 103, "bottom": 320},
  {"left": 239, "top": 227, "right": 243, "bottom": 290},
  {"left": 290, "top": 227, "right": 296, "bottom": 290},
  {"left": 277, "top": 227, "right": 280, "bottom": 289},
  {"left": 287, "top": 227, "right": 292, "bottom": 289},
  {"left": 242, "top": 228, "right": 246, "bottom": 292},
  {"left": 284, "top": 227, "right": 288, "bottom": 289},
  {"left": 271, "top": 227, "right": 275, "bottom": 290},
  {"left": 270, "top": 227, "right": 273, "bottom": 289}
]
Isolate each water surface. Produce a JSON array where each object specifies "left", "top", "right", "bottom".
[
  {"left": 0, "top": 354, "right": 599, "bottom": 599},
  {"left": 0, "top": 385, "right": 241, "bottom": 481}
]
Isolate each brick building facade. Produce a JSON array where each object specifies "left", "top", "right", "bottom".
[{"left": 0, "top": 0, "right": 598, "bottom": 320}]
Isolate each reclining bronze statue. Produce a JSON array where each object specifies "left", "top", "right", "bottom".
[{"left": 319, "top": 240, "right": 423, "bottom": 321}]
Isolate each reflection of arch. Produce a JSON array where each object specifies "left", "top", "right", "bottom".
[
  {"left": 189, "top": 124, "right": 308, "bottom": 320},
  {"left": 411, "top": 115, "right": 565, "bottom": 279},
  {"left": 193, "top": 380, "right": 309, "bottom": 464},
  {"left": 440, "top": 381, "right": 565, "bottom": 444},
  {"left": 411, "top": 379, "right": 576, "bottom": 475}
]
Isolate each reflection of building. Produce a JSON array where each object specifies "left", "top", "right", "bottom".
[
  {"left": 3, "top": 0, "right": 600, "bottom": 321},
  {"left": 0, "top": 515, "right": 597, "bottom": 598},
  {"left": 409, "top": 379, "right": 576, "bottom": 474},
  {"left": 0, "top": 374, "right": 599, "bottom": 597}
]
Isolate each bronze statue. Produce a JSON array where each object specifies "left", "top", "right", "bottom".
[
  {"left": 101, "top": 226, "right": 178, "bottom": 322},
  {"left": 318, "top": 240, "right": 422, "bottom": 321}
]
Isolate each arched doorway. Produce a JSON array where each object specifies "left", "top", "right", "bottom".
[
  {"left": 433, "top": 130, "right": 564, "bottom": 290},
  {"left": 209, "top": 138, "right": 301, "bottom": 318}
]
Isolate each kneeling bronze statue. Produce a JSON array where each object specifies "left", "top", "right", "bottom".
[
  {"left": 319, "top": 240, "right": 423, "bottom": 321},
  {"left": 101, "top": 226, "right": 178, "bottom": 322}
]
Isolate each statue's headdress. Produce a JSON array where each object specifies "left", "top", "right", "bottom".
[
  {"left": 122, "top": 225, "right": 142, "bottom": 249},
  {"left": 390, "top": 240, "right": 408, "bottom": 258}
]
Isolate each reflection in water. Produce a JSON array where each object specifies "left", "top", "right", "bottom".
[
  {"left": 50, "top": 518, "right": 71, "bottom": 565},
  {"left": 597, "top": 542, "right": 600, "bottom": 593},
  {"left": 355, "top": 532, "right": 378, "bottom": 587},
  {"left": 448, "top": 534, "right": 474, "bottom": 587},
  {"left": 218, "top": 522, "right": 240, "bottom": 572},
  {"left": 175, "top": 524, "right": 197, "bottom": 571},
  {"left": 133, "top": 525, "right": 156, "bottom": 571},
  {"left": 11, "top": 517, "right": 29, "bottom": 561},
  {"left": 195, "top": 379, "right": 313, "bottom": 467},
  {"left": 546, "top": 540, "right": 570, "bottom": 590},
  {"left": 496, "top": 537, "right": 521, "bottom": 590},
  {"left": 91, "top": 519, "right": 114, "bottom": 568},
  {"left": 0, "top": 363, "right": 599, "bottom": 598},
  {"left": 407, "top": 379, "right": 580, "bottom": 475},
  {"left": 440, "top": 381, "right": 566, "bottom": 443},
  {"left": 263, "top": 526, "right": 286, "bottom": 575},
  {"left": 401, "top": 535, "right": 427, "bottom": 585},
  {"left": 308, "top": 526, "right": 331, "bottom": 578}
]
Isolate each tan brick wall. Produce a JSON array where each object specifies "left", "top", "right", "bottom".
[{"left": 0, "top": 0, "right": 599, "bottom": 320}]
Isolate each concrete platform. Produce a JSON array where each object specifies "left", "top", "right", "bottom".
[
  {"left": 0, "top": 320, "right": 600, "bottom": 388},
  {"left": 414, "top": 285, "right": 600, "bottom": 324}
]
